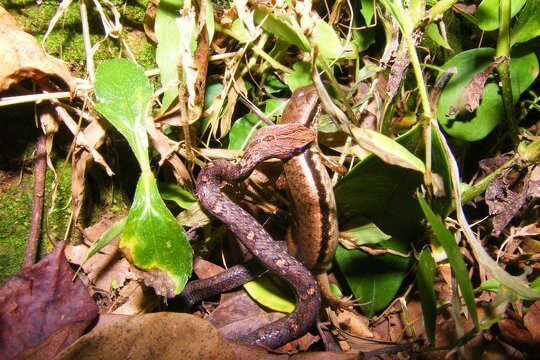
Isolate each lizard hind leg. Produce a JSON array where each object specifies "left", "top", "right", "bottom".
[{"left": 315, "top": 272, "right": 357, "bottom": 310}]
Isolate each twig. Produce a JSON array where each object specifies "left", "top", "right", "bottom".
[{"left": 24, "top": 129, "right": 47, "bottom": 267}]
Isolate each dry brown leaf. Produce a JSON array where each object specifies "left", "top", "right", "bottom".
[
  {"left": 66, "top": 214, "right": 137, "bottom": 292},
  {"left": 337, "top": 310, "right": 373, "bottom": 338},
  {"left": 56, "top": 313, "right": 236, "bottom": 360},
  {"left": 0, "top": 242, "right": 98, "bottom": 360},
  {"left": 0, "top": 6, "right": 75, "bottom": 93},
  {"left": 450, "top": 58, "right": 503, "bottom": 115},
  {"left": 523, "top": 302, "right": 540, "bottom": 344}
]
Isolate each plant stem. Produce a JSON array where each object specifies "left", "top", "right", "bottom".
[
  {"left": 403, "top": 25, "right": 434, "bottom": 188},
  {"left": 496, "top": 0, "right": 519, "bottom": 147}
]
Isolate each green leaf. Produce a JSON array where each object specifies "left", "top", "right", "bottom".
[
  {"left": 158, "top": 183, "right": 197, "bottom": 210},
  {"left": 73, "top": 217, "right": 127, "bottom": 280},
  {"left": 476, "top": 0, "right": 526, "bottom": 31},
  {"left": 228, "top": 114, "right": 266, "bottom": 150},
  {"left": 418, "top": 194, "right": 478, "bottom": 327},
  {"left": 352, "top": 27, "right": 376, "bottom": 53},
  {"left": 155, "top": 0, "right": 182, "bottom": 111},
  {"left": 426, "top": 23, "right": 451, "bottom": 50},
  {"left": 244, "top": 275, "right": 295, "bottom": 313},
  {"left": 341, "top": 217, "right": 391, "bottom": 246},
  {"left": 284, "top": 62, "right": 312, "bottom": 91},
  {"left": 122, "top": 174, "right": 193, "bottom": 295},
  {"left": 264, "top": 98, "right": 286, "bottom": 119},
  {"left": 417, "top": 248, "right": 437, "bottom": 345},
  {"left": 231, "top": 18, "right": 250, "bottom": 43},
  {"left": 253, "top": 7, "right": 310, "bottom": 51},
  {"left": 335, "top": 126, "right": 425, "bottom": 239},
  {"left": 360, "top": 0, "right": 375, "bottom": 25},
  {"left": 204, "top": 82, "right": 224, "bottom": 110},
  {"left": 94, "top": 59, "right": 193, "bottom": 295},
  {"left": 314, "top": 20, "right": 352, "bottom": 60},
  {"left": 351, "top": 127, "right": 426, "bottom": 173},
  {"left": 512, "top": 0, "right": 540, "bottom": 45},
  {"left": 94, "top": 59, "right": 153, "bottom": 165},
  {"left": 264, "top": 75, "right": 288, "bottom": 93},
  {"left": 205, "top": 0, "right": 215, "bottom": 42},
  {"left": 334, "top": 239, "right": 412, "bottom": 316},
  {"left": 437, "top": 47, "right": 539, "bottom": 141}
]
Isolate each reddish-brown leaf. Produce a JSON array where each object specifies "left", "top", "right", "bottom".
[{"left": 0, "top": 242, "right": 98, "bottom": 360}]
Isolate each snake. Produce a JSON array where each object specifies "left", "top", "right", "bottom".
[{"left": 196, "top": 122, "right": 322, "bottom": 349}]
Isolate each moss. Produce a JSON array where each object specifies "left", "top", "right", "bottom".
[
  {"left": 0, "top": 154, "right": 73, "bottom": 283},
  {"left": 5, "top": 0, "right": 156, "bottom": 75}
]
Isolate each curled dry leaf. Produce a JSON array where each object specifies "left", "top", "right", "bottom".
[
  {"left": 66, "top": 214, "right": 137, "bottom": 292},
  {"left": 0, "top": 6, "right": 75, "bottom": 93},
  {"left": 66, "top": 214, "right": 161, "bottom": 315},
  {"left": 450, "top": 58, "right": 503, "bottom": 116},
  {"left": 0, "top": 242, "right": 98, "bottom": 360},
  {"left": 56, "top": 313, "right": 236, "bottom": 360}
]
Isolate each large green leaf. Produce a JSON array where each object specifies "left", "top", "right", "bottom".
[
  {"left": 418, "top": 194, "right": 479, "bottom": 327},
  {"left": 94, "top": 59, "right": 193, "bottom": 295},
  {"left": 351, "top": 127, "right": 426, "bottom": 173},
  {"left": 336, "top": 123, "right": 452, "bottom": 235},
  {"left": 94, "top": 59, "right": 152, "bottom": 165},
  {"left": 253, "top": 7, "right": 310, "bottom": 51},
  {"left": 476, "top": 0, "right": 526, "bottom": 31},
  {"left": 334, "top": 238, "right": 412, "bottom": 316},
  {"left": 121, "top": 173, "right": 193, "bottom": 295},
  {"left": 511, "top": 0, "right": 540, "bottom": 45},
  {"left": 417, "top": 248, "right": 437, "bottom": 345},
  {"left": 437, "top": 47, "right": 539, "bottom": 141},
  {"left": 155, "top": 0, "right": 183, "bottom": 111}
]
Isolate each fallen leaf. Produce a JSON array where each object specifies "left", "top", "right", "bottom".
[
  {"left": 56, "top": 313, "right": 236, "bottom": 360},
  {"left": 485, "top": 165, "right": 531, "bottom": 234},
  {"left": 66, "top": 214, "right": 136, "bottom": 292},
  {"left": 0, "top": 6, "right": 75, "bottom": 93},
  {"left": 450, "top": 58, "right": 503, "bottom": 115},
  {"left": 523, "top": 302, "right": 540, "bottom": 344},
  {"left": 0, "top": 242, "right": 98, "bottom": 360}
]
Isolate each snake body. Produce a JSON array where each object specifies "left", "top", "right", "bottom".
[{"left": 196, "top": 123, "right": 321, "bottom": 349}]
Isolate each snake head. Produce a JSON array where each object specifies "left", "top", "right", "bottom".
[{"left": 244, "top": 123, "right": 316, "bottom": 162}]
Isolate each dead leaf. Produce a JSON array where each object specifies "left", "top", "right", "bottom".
[
  {"left": 0, "top": 6, "right": 75, "bottom": 93},
  {"left": 449, "top": 58, "right": 503, "bottom": 116},
  {"left": 66, "top": 214, "right": 136, "bottom": 292},
  {"left": 56, "top": 313, "right": 236, "bottom": 360},
  {"left": 485, "top": 165, "right": 531, "bottom": 234},
  {"left": 499, "top": 318, "right": 537, "bottom": 353},
  {"left": 523, "top": 302, "right": 540, "bottom": 344},
  {"left": 0, "top": 242, "right": 98, "bottom": 360}
]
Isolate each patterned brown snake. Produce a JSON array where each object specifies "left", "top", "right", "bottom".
[{"left": 196, "top": 122, "right": 321, "bottom": 349}]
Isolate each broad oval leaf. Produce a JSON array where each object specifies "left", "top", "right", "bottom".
[
  {"left": 476, "top": 0, "right": 526, "bottom": 31},
  {"left": 158, "top": 183, "right": 197, "bottom": 210},
  {"left": 284, "top": 62, "right": 312, "bottom": 91},
  {"left": 244, "top": 275, "right": 295, "bottom": 313},
  {"left": 95, "top": 59, "right": 152, "bottom": 164},
  {"left": 334, "top": 238, "right": 412, "bottom": 316},
  {"left": 122, "top": 174, "right": 193, "bottom": 295},
  {"left": 437, "top": 47, "right": 539, "bottom": 141}
]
